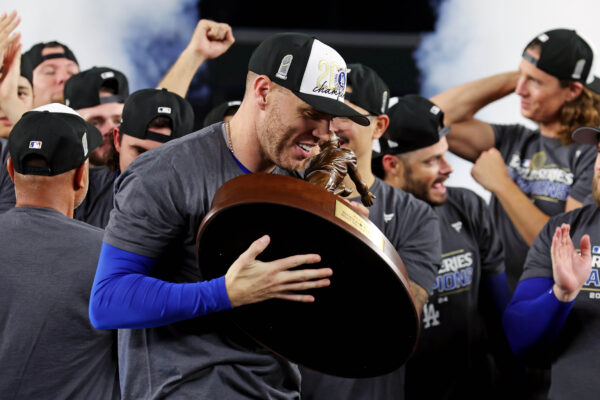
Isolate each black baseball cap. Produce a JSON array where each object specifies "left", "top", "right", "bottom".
[
  {"left": 203, "top": 100, "right": 241, "bottom": 127},
  {"left": 523, "top": 29, "right": 600, "bottom": 92},
  {"left": 120, "top": 88, "right": 195, "bottom": 143},
  {"left": 9, "top": 103, "right": 102, "bottom": 176},
  {"left": 248, "top": 33, "right": 370, "bottom": 126},
  {"left": 346, "top": 63, "right": 390, "bottom": 116},
  {"left": 572, "top": 125, "right": 600, "bottom": 145},
  {"left": 20, "top": 54, "right": 33, "bottom": 87},
  {"left": 22, "top": 41, "right": 78, "bottom": 71},
  {"left": 64, "top": 67, "right": 129, "bottom": 109},
  {"left": 373, "top": 95, "right": 449, "bottom": 158}
]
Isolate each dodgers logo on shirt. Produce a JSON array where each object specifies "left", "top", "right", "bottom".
[{"left": 585, "top": 244, "right": 600, "bottom": 299}]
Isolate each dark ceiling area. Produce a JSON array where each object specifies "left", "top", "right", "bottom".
[
  {"left": 198, "top": 0, "right": 437, "bottom": 32},
  {"left": 187, "top": 0, "right": 438, "bottom": 127}
]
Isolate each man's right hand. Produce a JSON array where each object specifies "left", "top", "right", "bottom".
[
  {"left": 185, "top": 19, "right": 234, "bottom": 62},
  {"left": 225, "top": 235, "right": 332, "bottom": 307},
  {"left": 551, "top": 224, "right": 592, "bottom": 302}
]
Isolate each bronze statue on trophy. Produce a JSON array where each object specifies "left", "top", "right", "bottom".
[{"left": 304, "top": 132, "right": 375, "bottom": 207}]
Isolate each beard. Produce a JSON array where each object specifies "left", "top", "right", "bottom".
[
  {"left": 258, "top": 101, "right": 305, "bottom": 171},
  {"left": 402, "top": 165, "right": 447, "bottom": 206},
  {"left": 89, "top": 135, "right": 115, "bottom": 167}
]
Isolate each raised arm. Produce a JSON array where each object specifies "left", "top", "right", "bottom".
[
  {"left": 89, "top": 235, "right": 332, "bottom": 329},
  {"left": 430, "top": 71, "right": 520, "bottom": 162},
  {"left": 0, "top": 40, "right": 28, "bottom": 129},
  {"left": 157, "top": 19, "right": 234, "bottom": 97}
]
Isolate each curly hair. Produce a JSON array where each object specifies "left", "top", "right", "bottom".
[{"left": 557, "top": 85, "right": 600, "bottom": 146}]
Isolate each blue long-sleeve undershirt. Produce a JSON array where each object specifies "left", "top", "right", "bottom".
[
  {"left": 482, "top": 271, "right": 511, "bottom": 313},
  {"left": 502, "top": 277, "right": 574, "bottom": 355},
  {"left": 89, "top": 242, "right": 233, "bottom": 329}
]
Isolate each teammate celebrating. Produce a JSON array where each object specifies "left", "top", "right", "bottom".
[
  {"left": 89, "top": 32, "right": 369, "bottom": 399},
  {"left": 373, "top": 95, "right": 509, "bottom": 399},
  {"left": 503, "top": 123, "right": 600, "bottom": 399},
  {"left": 431, "top": 28, "right": 600, "bottom": 291},
  {"left": 0, "top": 104, "right": 118, "bottom": 399}
]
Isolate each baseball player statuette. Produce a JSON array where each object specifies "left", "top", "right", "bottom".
[{"left": 304, "top": 132, "right": 375, "bottom": 207}]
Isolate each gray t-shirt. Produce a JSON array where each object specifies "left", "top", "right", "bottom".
[
  {"left": 74, "top": 166, "right": 116, "bottom": 228},
  {"left": 491, "top": 124, "right": 595, "bottom": 290},
  {"left": 104, "top": 123, "right": 301, "bottom": 399},
  {"left": 0, "top": 207, "right": 119, "bottom": 399},
  {"left": 521, "top": 203, "right": 600, "bottom": 399},
  {"left": 300, "top": 178, "right": 441, "bottom": 400},
  {"left": 405, "top": 187, "right": 505, "bottom": 399},
  {"left": 0, "top": 138, "right": 15, "bottom": 214}
]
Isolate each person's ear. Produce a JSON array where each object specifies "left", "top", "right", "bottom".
[
  {"left": 254, "top": 75, "right": 273, "bottom": 109},
  {"left": 566, "top": 81, "right": 584, "bottom": 102},
  {"left": 6, "top": 157, "right": 15, "bottom": 183},
  {"left": 372, "top": 114, "right": 390, "bottom": 140},
  {"left": 73, "top": 160, "right": 87, "bottom": 190},
  {"left": 113, "top": 127, "right": 121, "bottom": 152}
]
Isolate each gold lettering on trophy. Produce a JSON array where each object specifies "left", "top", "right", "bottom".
[{"left": 334, "top": 200, "right": 385, "bottom": 251}]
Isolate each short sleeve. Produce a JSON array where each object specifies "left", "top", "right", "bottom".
[
  {"left": 103, "top": 154, "right": 189, "bottom": 257},
  {"left": 520, "top": 214, "right": 566, "bottom": 281},
  {"left": 568, "top": 145, "right": 595, "bottom": 203}
]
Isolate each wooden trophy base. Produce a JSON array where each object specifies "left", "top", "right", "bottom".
[{"left": 196, "top": 173, "right": 419, "bottom": 378}]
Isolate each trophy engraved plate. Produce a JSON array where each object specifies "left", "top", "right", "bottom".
[{"left": 196, "top": 173, "right": 419, "bottom": 378}]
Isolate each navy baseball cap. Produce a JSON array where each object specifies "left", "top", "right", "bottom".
[
  {"left": 64, "top": 66, "right": 129, "bottom": 109},
  {"left": 249, "top": 33, "right": 370, "bottom": 126},
  {"left": 22, "top": 41, "right": 79, "bottom": 71},
  {"left": 9, "top": 103, "right": 102, "bottom": 176},
  {"left": 346, "top": 63, "right": 390, "bottom": 116},
  {"left": 523, "top": 29, "right": 600, "bottom": 93},
  {"left": 120, "top": 88, "right": 195, "bottom": 143},
  {"left": 373, "top": 95, "right": 449, "bottom": 157}
]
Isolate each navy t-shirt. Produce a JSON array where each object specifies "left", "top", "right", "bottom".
[
  {"left": 74, "top": 166, "right": 116, "bottom": 228},
  {"left": 104, "top": 123, "right": 302, "bottom": 399},
  {"left": 405, "top": 187, "right": 505, "bottom": 399},
  {"left": 521, "top": 203, "right": 600, "bottom": 399},
  {"left": 491, "top": 124, "right": 594, "bottom": 290}
]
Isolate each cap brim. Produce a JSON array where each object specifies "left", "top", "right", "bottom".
[
  {"left": 572, "top": 126, "right": 600, "bottom": 145},
  {"left": 586, "top": 76, "right": 600, "bottom": 95},
  {"left": 439, "top": 125, "right": 451, "bottom": 138},
  {"left": 295, "top": 92, "right": 370, "bottom": 126}
]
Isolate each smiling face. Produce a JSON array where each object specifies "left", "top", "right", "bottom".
[
  {"left": 516, "top": 48, "right": 578, "bottom": 126},
  {"left": 257, "top": 85, "right": 331, "bottom": 171},
  {"left": 32, "top": 46, "right": 79, "bottom": 107},
  {"left": 398, "top": 137, "right": 453, "bottom": 205}
]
